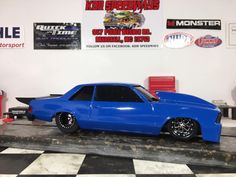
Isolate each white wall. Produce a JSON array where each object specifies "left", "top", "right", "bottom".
[{"left": 0, "top": 0, "right": 236, "bottom": 110}]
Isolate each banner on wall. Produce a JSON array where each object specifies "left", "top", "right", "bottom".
[
  {"left": 166, "top": 19, "right": 221, "bottom": 30},
  {"left": 34, "top": 23, "right": 81, "bottom": 49},
  {"left": 226, "top": 22, "right": 236, "bottom": 48},
  {"left": 164, "top": 32, "right": 194, "bottom": 49},
  {"left": 0, "top": 26, "right": 24, "bottom": 49},
  {"left": 195, "top": 35, "right": 222, "bottom": 48},
  {"left": 82, "top": 0, "right": 163, "bottom": 49}
]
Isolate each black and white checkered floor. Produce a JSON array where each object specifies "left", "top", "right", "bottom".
[{"left": 0, "top": 146, "right": 236, "bottom": 177}]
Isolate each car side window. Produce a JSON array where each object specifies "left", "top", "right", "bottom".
[
  {"left": 70, "top": 86, "right": 94, "bottom": 101},
  {"left": 95, "top": 86, "right": 143, "bottom": 102}
]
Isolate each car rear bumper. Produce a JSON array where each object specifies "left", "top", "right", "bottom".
[{"left": 26, "top": 113, "right": 35, "bottom": 121}]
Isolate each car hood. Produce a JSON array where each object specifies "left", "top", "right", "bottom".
[{"left": 156, "top": 91, "right": 216, "bottom": 109}]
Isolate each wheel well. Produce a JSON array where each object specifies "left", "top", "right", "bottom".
[{"left": 162, "top": 117, "right": 201, "bottom": 135}]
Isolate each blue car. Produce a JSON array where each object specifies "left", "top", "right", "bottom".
[{"left": 28, "top": 83, "right": 222, "bottom": 143}]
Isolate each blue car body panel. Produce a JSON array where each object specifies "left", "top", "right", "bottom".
[{"left": 29, "top": 83, "right": 222, "bottom": 143}]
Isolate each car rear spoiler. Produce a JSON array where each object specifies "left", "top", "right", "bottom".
[{"left": 16, "top": 94, "right": 63, "bottom": 105}]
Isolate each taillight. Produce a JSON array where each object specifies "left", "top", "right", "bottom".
[{"left": 28, "top": 106, "right": 32, "bottom": 113}]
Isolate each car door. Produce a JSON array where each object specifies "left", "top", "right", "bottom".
[
  {"left": 67, "top": 86, "right": 94, "bottom": 128},
  {"left": 89, "top": 85, "right": 158, "bottom": 134}
]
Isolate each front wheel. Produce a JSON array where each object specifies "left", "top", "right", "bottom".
[
  {"left": 167, "top": 118, "right": 198, "bottom": 140},
  {"left": 55, "top": 113, "right": 79, "bottom": 133}
]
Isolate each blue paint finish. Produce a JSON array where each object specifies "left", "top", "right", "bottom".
[
  {"left": 29, "top": 83, "right": 222, "bottom": 143},
  {"left": 89, "top": 101, "right": 159, "bottom": 134}
]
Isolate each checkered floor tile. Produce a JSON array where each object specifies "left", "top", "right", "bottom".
[{"left": 0, "top": 147, "right": 235, "bottom": 177}]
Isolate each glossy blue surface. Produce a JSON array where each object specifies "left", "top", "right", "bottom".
[{"left": 29, "top": 83, "right": 222, "bottom": 143}]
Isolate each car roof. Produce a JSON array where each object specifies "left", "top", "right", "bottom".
[{"left": 77, "top": 83, "right": 140, "bottom": 87}]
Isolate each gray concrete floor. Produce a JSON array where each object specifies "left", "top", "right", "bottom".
[
  {"left": 0, "top": 116, "right": 236, "bottom": 167},
  {"left": 221, "top": 117, "right": 236, "bottom": 127}
]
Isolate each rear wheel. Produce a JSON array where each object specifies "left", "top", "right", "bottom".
[
  {"left": 55, "top": 113, "right": 79, "bottom": 133},
  {"left": 167, "top": 118, "right": 198, "bottom": 140}
]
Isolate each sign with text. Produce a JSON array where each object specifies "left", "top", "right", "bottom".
[
  {"left": 226, "top": 22, "right": 236, "bottom": 48},
  {"left": 167, "top": 19, "right": 221, "bottom": 30},
  {"left": 34, "top": 23, "right": 81, "bottom": 49},
  {"left": 82, "top": 0, "right": 163, "bottom": 49},
  {"left": 164, "top": 32, "right": 194, "bottom": 49},
  {"left": 0, "top": 26, "right": 24, "bottom": 49},
  {"left": 195, "top": 35, "right": 222, "bottom": 48}
]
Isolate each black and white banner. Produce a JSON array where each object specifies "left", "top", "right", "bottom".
[
  {"left": 166, "top": 19, "right": 221, "bottom": 30},
  {"left": 34, "top": 23, "right": 81, "bottom": 49}
]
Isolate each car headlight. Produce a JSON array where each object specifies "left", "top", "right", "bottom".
[{"left": 216, "top": 113, "right": 222, "bottom": 123}]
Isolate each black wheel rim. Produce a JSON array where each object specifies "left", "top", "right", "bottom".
[
  {"left": 58, "top": 113, "right": 75, "bottom": 129},
  {"left": 170, "top": 118, "right": 195, "bottom": 138}
]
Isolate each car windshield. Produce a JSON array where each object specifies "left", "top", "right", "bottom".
[{"left": 134, "top": 86, "right": 159, "bottom": 102}]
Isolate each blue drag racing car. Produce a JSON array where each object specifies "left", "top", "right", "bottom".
[{"left": 27, "top": 83, "right": 222, "bottom": 143}]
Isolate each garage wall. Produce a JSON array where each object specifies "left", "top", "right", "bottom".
[{"left": 0, "top": 0, "right": 236, "bottom": 110}]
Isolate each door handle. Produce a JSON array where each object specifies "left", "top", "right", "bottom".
[{"left": 93, "top": 105, "right": 100, "bottom": 109}]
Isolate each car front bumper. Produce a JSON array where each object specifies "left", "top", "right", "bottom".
[{"left": 201, "top": 122, "right": 222, "bottom": 143}]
